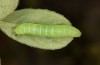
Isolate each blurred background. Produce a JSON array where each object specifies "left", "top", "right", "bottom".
[{"left": 0, "top": 0, "right": 100, "bottom": 65}]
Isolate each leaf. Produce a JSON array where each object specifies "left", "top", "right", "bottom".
[
  {"left": 0, "top": 0, "right": 19, "bottom": 20},
  {"left": 0, "top": 9, "right": 80, "bottom": 50}
]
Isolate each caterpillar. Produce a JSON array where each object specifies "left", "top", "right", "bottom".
[{"left": 14, "top": 23, "right": 81, "bottom": 37}]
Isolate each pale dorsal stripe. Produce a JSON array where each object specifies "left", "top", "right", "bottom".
[
  {"left": 33, "top": 24, "right": 36, "bottom": 34},
  {"left": 24, "top": 26, "right": 26, "bottom": 33},
  {"left": 29, "top": 24, "right": 30, "bottom": 33},
  {"left": 51, "top": 26, "right": 53, "bottom": 36},
  {"left": 64, "top": 28, "right": 66, "bottom": 35},
  {"left": 39, "top": 25, "right": 42, "bottom": 35},
  {"left": 46, "top": 26, "right": 48, "bottom": 36}
]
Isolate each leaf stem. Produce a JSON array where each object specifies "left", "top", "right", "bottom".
[{"left": 0, "top": 21, "right": 16, "bottom": 28}]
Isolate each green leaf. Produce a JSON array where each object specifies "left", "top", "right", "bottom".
[
  {"left": 0, "top": 9, "right": 81, "bottom": 50},
  {"left": 0, "top": 0, "right": 19, "bottom": 20}
]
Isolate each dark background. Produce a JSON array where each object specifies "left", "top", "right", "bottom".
[{"left": 0, "top": 0, "right": 100, "bottom": 65}]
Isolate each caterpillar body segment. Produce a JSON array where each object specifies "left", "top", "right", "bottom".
[{"left": 14, "top": 23, "right": 81, "bottom": 37}]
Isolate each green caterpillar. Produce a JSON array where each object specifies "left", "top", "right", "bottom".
[{"left": 14, "top": 23, "right": 81, "bottom": 37}]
